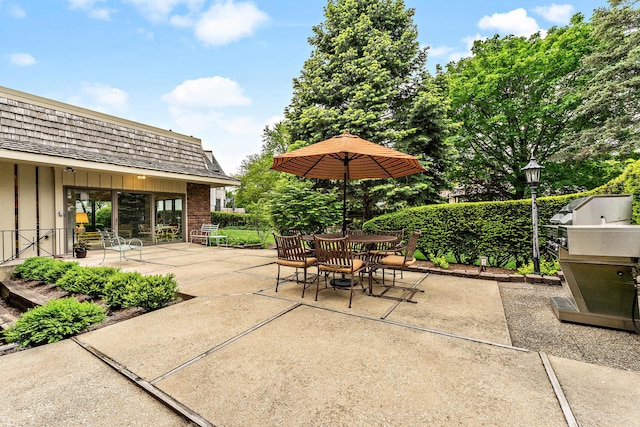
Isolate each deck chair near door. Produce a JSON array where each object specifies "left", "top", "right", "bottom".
[
  {"left": 273, "top": 234, "right": 317, "bottom": 298},
  {"left": 369, "top": 231, "right": 424, "bottom": 303},
  {"left": 314, "top": 236, "right": 366, "bottom": 308}
]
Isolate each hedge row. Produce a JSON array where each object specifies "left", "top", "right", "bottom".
[
  {"left": 210, "top": 212, "right": 254, "bottom": 228},
  {"left": 364, "top": 195, "right": 578, "bottom": 267},
  {"left": 364, "top": 160, "right": 640, "bottom": 267}
]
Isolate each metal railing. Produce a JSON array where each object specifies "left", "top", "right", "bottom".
[{"left": 0, "top": 228, "right": 68, "bottom": 265}]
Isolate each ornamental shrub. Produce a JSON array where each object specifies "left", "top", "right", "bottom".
[
  {"left": 103, "top": 271, "right": 178, "bottom": 311},
  {"left": 103, "top": 271, "right": 144, "bottom": 309},
  {"left": 3, "top": 298, "right": 106, "bottom": 347},
  {"left": 134, "top": 274, "right": 179, "bottom": 311},
  {"left": 13, "top": 257, "right": 71, "bottom": 283},
  {"left": 56, "top": 265, "right": 120, "bottom": 297}
]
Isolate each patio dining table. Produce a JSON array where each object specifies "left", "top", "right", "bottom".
[{"left": 302, "top": 233, "right": 398, "bottom": 289}]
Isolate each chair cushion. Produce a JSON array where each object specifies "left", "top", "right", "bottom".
[
  {"left": 277, "top": 258, "right": 317, "bottom": 268},
  {"left": 319, "top": 258, "right": 364, "bottom": 274},
  {"left": 381, "top": 256, "right": 416, "bottom": 267}
]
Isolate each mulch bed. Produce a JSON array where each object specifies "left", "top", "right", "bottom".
[{"left": 414, "top": 260, "right": 515, "bottom": 275}]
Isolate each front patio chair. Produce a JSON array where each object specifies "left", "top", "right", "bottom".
[
  {"left": 314, "top": 236, "right": 366, "bottom": 308},
  {"left": 369, "top": 231, "right": 424, "bottom": 303},
  {"left": 369, "top": 229, "right": 405, "bottom": 279},
  {"left": 273, "top": 234, "right": 317, "bottom": 298}
]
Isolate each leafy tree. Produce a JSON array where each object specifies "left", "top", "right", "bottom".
[
  {"left": 284, "top": 0, "right": 451, "bottom": 220},
  {"left": 444, "top": 16, "right": 595, "bottom": 200},
  {"left": 234, "top": 122, "right": 290, "bottom": 210},
  {"left": 269, "top": 179, "right": 342, "bottom": 234},
  {"left": 566, "top": 0, "right": 640, "bottom": 158}
]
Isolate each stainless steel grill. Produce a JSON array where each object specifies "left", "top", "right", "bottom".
[{"left": 545, "top": 194, "right": 640, "bottom": 331}]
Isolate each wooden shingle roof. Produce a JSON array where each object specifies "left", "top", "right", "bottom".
[{"left": 0, "top": 86, "right": 239, "bottom": 185}]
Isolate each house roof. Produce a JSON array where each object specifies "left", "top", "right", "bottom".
[{"left": 0, "top": 86, "right": 239, "bottom": 187}]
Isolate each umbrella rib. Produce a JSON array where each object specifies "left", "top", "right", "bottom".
[{"left": 302, "top": 154, "right": 327, "bottom": 177}]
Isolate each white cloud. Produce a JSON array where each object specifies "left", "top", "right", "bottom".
[
  {"left": 162, "top": 76, "right": 251, "bottom": 108},
  {"left": 69, "top": 83, "right": 129, "bottom": 113},
  {"left": 10, "top": 53, "right": 36, "bottom": 66},
  {"left": 194, "top": 1, "right": 269, "bottom": 46},
  {"left": 169, "top": 14, "right": 193, "bottom": 27},
  {"left": 136, "top": 27, "right": 155, "bottom": 40},
  {"left": 533, "top": 4, "right": 574, "bottom": 24},
  {"left": 9, "top": 5, "right": 26, "bottom": 18},
  {"left": 125, "top": 0, "right": 204, "bottom": 22},
  {"left": 68, "top": 0, "right": 113, "bottom": 20},
  {"left": 478, "top": 8, "right": 541, "bottom": 37}
]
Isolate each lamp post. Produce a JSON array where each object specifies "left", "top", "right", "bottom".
[{"left": 522, "top": 155, "right": 543, "bottom": 275}]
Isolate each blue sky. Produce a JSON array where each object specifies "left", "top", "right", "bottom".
[{"left": 1, "top": 0, "right": 607, "bottom": 175}]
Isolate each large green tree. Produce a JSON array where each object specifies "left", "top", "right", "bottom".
[
  {"left": 444, "top": 16, "right": 595, "bottom": 200},
  {"left": 566, "top": 0, "right": 640, "bottom": 158},
  {"left": 284, "top": 0, "right": 452, "bottom": 222}
]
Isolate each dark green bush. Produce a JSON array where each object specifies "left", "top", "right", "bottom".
[
  {"left": 211, "top": 212, "right": 253, "bottom": 228},
  {"left": 13, "top": 257, "right": 57, "bottom": 281},
  {"left": 2, "top": 298, "right": 106, "bottom": 347},
  {"left": 364, "top": 194, "right": 579, "bottom": 267},
  {"left": 56, "top": 265, "right": 120, "bottom": 297},
  {"left": 135, "top": 274, "right": 179, "bottom": 311},
  {"left": 103, "top": 271, "right": 178, "bottom": 311},
  {"left": 103, "top": 271, "right": 144, "bottom": 309}
]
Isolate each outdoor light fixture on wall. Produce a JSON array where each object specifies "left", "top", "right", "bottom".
[
  {"left": 522, "top": 154, "right": 544, "bottom": 275},
  {"left": 137, "top": 175, "right": 147, "bottom": 180},
  {"left": 63, "top": 167, "right": 76, "bottom": 173}
]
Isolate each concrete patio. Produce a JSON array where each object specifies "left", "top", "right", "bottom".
[{"left": 1, "top": 243, "right": 639, "bottom": 426}]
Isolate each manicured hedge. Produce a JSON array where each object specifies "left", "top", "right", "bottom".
[
  {"left": 364, "top": 195, "right": 578, "bottom": 267},
  {"left": 365, "top": 160, "right": 640, "bottom": 267},
  {"left": 210, "top": 212, "right": 252, "bottom": 228}
]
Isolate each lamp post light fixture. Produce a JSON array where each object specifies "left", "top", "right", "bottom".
[{"left": 522, "top": 155, "right": 544, "bottom": 275}]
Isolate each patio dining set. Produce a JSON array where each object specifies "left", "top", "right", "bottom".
[{"left": 273, "top": 229, "right": 423, "bottom": 308}]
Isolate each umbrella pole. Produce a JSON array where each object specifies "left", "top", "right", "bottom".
[{"left": 342, "top": 170, "right": 347, "bottom": 237}]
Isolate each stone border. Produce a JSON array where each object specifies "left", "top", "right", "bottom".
[{"left": 406, "top": 266, "right": 562, "bottom": 286}]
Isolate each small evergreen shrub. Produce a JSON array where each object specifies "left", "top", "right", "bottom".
[
  {"left": 103, "top": 272, "right": 178, "bottom": 311},
  {"left": 12, "top": 257, "right": 60, "bottom": 281},
  {"left": 103, "top": 271, "right": 144, "bottom": 309},
  {"left": 42, "top": 260, "right": 79, "bottom": 284},
  {"left": 56, "top": 265, "right": 120, "bottom": 297},
  {"left": 135, "top": 274, "right": 179, "bottom": 311},
  {"left": 2, "top": 298, "right": 106, "bottom": 347}
]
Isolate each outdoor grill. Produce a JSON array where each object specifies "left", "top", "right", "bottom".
[{"left": 545, "top": 194, "right": 640, "bottom": 331}]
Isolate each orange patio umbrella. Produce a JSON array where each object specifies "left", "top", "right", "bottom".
[{"left": 271, "top": 131, "right": 426, "bottom": 235}]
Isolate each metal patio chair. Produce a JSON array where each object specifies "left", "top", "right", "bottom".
[{"left": 273, "top": 233, "right": 317, "bottom": 298}]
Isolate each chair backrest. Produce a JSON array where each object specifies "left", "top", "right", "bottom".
[
  {"left": 273, "top": 234, "right": 308, "bottom": 262},
  {"left": 279, "top": 228, "right": 302, "bottom": 236},
  {"left": 375, "top": 229, "right": 404, "bottom": 245},
  {"left": 98, "top": 229, "right": 117, "bottom": 248},
  {"left": 403, "top": 231, "right": 422, "bottom": 261},
  {"left": 346, "top": 228, "right": 367, "bottom": 236},
  {"left": 207, "top": 224, "right": 220, "bottom": 236},
  {"left": 314, "top": 236, "right": 353, "bottom": 268}
]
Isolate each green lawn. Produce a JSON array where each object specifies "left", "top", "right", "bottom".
[{"left": 221, "top": 228, "right": 275, "bottom": 246}]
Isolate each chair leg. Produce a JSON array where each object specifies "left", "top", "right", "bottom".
[
  {"left": 275, "top": 264, "right": 281, "bottom": 292},
  {"left": 315, "top": 268, "right": 321, "bottom": 301},
  {"left": 348, "top": 274, "right": 354, "bottom": 308},
  {"left": 301, "top": 268, "right": 307, "bottom": 298}
]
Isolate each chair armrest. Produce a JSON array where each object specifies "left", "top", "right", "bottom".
[{"left": 127, "top": 238, "right": 143, "bottom": 249}]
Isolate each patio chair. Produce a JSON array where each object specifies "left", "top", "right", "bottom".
[
  {"left": 166, "top": 223, "right": 181, "bottom": 242},
  {"left": 369, "top": 231, "right": 424, "bottom": 302},
  {"left": 314, "top": 236, "right": 367, "bottom": 308},
  {"left": 369, "top": 229, "right": 405, "bottom": 279},
  {"left": 273, "top": 234, "right": 317, "bottom": 298}
]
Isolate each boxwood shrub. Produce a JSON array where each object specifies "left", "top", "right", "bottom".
[
  {"left": 56, "top": 265, "right": 120, "bottom": 298},
  {"left": 3, "top": 298, "right": 106, "bottom": 347},
  {"left": 12, "top": 257, "right": 77, "bottom": 283},
  {"left": 103, "top": 271, "right": 178, "bottom": 311}
]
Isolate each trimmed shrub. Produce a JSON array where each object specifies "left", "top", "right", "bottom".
[
  {"left": 56, "top": 265, "right": 120, "bottom": 297},
  {"left": 42, "top": 260, "right": 79, "bottom": 284},
  {"left": 211, "top": 212, "right": 252, "bottom": 228},
  {"left": 135, "top": 274, "right": 179, "bottom": 311},
  {"left": 2, "top": 298, "right": 106, "bottom": 347},
  {"left": 103, "top": 271, "right": 178, "bottom": 311},
  {"left": 103, "top": 271, "right": 144, "bottom": 309}
]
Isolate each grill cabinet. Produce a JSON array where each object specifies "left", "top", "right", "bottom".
[{"left": 546, "top": 194, "right": 640, "bottom": 331}]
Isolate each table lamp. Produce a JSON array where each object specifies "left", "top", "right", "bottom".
[{"left": 76, "top": 212, "right": 89, "bottom": 234}]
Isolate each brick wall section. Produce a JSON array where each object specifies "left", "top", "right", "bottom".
[{"left": 187, "top": 183, "right": 211, "bottom": 233}]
